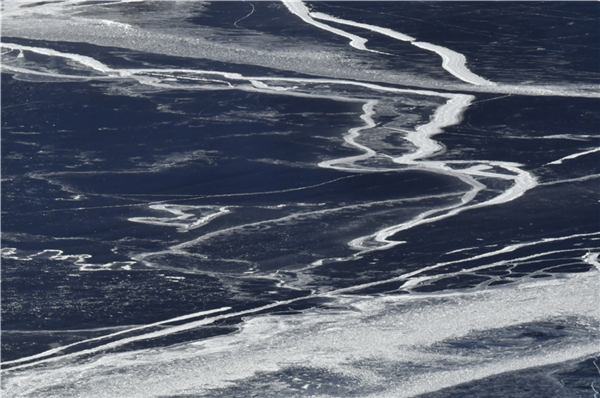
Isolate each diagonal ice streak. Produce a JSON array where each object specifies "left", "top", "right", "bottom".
[
  {"left": 282, "top": 1, "right": 385, "bottom": 55},
  {"left": 1, "top": 42, "right": 537, "bottom": 261},
  {"left": 2, "top": 36, "right": 599, "bottom": 389},
  {"left": 284, "top": 1, "right": 496, "bottom": 86},
  {"left": 546, "top": 147, "right": 600, "bottom": 165},
  {"left": 411, "top": 41, "right": 496, "bottom": 86}
]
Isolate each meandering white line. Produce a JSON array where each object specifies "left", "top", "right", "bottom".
[
  {"left": 137, "top": 192, "right": 461, "bottom": 261},
  {"left": 2, "top": 42, "right": 538, "bottom": 264},
  {"left": 411, "top": 41, "right": 496, "bottom": 86},
  {"left": 1, "top": 42, "right": 114, "bottom": 74},
  {"left": 317, "top": 91, "right": 537, "bottom": 255},
  {"left": 234, "top": 2, "right": 255, "bottom": 29},
  {"left": 393, "top": 94, "right": 474, "bottom": 163},
  {"left": 6, "top": 233, "right": 598, "bottom": 372},
  {"left": 546, "top": 147, "right": 600, "bottom": 165},
  {"left": 1, "top": 306, "right": 232, "bottom": 367},
  {"left": 350, "top": 160, "right": 537, "bottom": 254},
  {"left": 540, "top": 174, "right": 600, "bottom": 186},
  {"left": 282, "top": 0, "right": 385, "bottom": 55},
  {"left": 318, "top": 100, "right": 379, "bottom": 171},
  {"left": 284, "top": 1, "right": 496, "bottom": 86},
  {"left": 310, "top": 11, "right": 415, "bottom": 42},
  {"left": 129, "top": 205, "right": 230, "bottom": 232}
]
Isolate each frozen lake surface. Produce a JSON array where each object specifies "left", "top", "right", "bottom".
[{"left": 2, "top": 1, "right": 599, "bottom": 397}]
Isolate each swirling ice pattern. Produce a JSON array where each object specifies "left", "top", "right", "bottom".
[
  {"left": 2, "top": 41, "right": 537, "bottom": 266},
  {"left": 1, "top": 38, "right": 595, "bottom": 359},
  {"left": 1, "top": 1, "right": 599, "bottom": 397},
  {"left": 283, "top": 1, "right": 497, "bottom": 86}
]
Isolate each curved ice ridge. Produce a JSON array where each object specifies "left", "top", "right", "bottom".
[
  {"left": 1, "top": 42, "right": 538, "bottom": 263},
  {"left": 283, "top": 1, "right": 496, "bottom": 86},
  {"left": 310, "top": 11, "right": 416, "bottom": 42},
  {"left": 0, "top": 248, "right": 136, "bottom": 272},
  {"left": 410, "top": 41, "right": 496, "bottom": 86},
  {"left": 281, "top": 1, "right": 385, "bottom": 55},
  {"left": 338, "top": 231, "right": 600, "bottom": 295},
  {"left": 546, "top": 147, "right": 600, "bottom": 165},
  {"left": 4, "top": 232, "right": 598, "bottom": 372},
  {"left": 318, "top": 93, "right": 537, "bottom": 255},
  {"left": 129, "top": 205, "right": 230, "bottom": 232},
  {"left": 1, "top": 306, "right": 232, "bottom": 368},
  {"left": 3, "top": 241, "right": 599, "bottom": 392},
  {"left": 2, "top": 9, "right": 599, "bottom": 397},
  {"left": 0, "top": 43, "right": 114, "bottom": 74}
]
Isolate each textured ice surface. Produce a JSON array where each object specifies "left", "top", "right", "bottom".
[
  {"left": 2, "top": 1, "right": 599, "bottom": 397},
  {"left": 2, "top": 271, "right": 598, "bottom": 397}
]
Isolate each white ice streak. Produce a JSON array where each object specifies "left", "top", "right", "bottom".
[
  {"left": 249, "top": 80, "right": 293, "bottom": 92},
  {"left": 399, "top": 247, "right": 589, "bottom": 292},
  {"left": 347, "top": 180, "right": 481, "bottom": 253},
  {"left": 394, "top": 94, "right": 473, "bottom": 164},
  {"left": 287, "top": 2, "right": 495, "bottom": 86},
  {"left": 1, "top": 248, "right": 91, "bottom": 263},
  {"left": 310, "top": 11, "right": 415, "bottom": 42},
  {"left": 583, "top": 252, "right": 600, "bottom": 272},
  {"left": 0, "top": 65, "right": 102, "bottom": 81},
  {"left": 0, "top": 248, "right": 136, "bottom": 272},
  {"left": 540, "top": 174, "right": 600, "bottom": 186},
  {"left": 1, "top": 43, "right": 539, "bottom": 263},
  {"left": 318, "top": 100, "right": 379, "bottom": 171},
  {"left": 0, "top": 43, "right": 246, "bottom": 87},
  {"left": 234, "top": 2, "right": 255, "bottom": 29},
  {"left": 338, "top": 94, "right": 537, "bottom": 254},
  {"left": 411, "top": 41, "right": 496, "bottom": 86},
  {"left": 138, "top": 192, "right": 461, "bottom": 265},
  {"left": 338, "top": 231, "right": 600, "bottom": 295},
  {"left": 282, "top": 1, "right": 383, "bottom": 55},
  {"left": 3, "top": 269, "right": 598, "bottom": 397},
  {"left": 129, "top": 205, "right": 230, "bottom": 232},
  {"left": 1, "top": 307, "right": 232, "bottom": 368},
  {"left": 1, "top": 43, "right": 114, "bottom": 74},
  {"left": 546, "top": 147, "right": 600, "bottom": 165},
  {"left": 1, "top": 43, "right": 540, "bottom": 266}
]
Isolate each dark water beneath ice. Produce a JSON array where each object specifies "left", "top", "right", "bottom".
[{"left": 1, "top": 1, "right": 599, "bottom": 397}]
